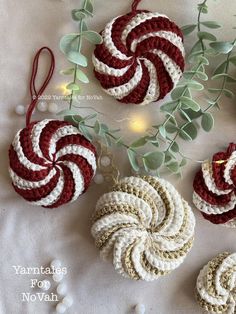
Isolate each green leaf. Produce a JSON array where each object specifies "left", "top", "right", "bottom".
[
  {"left": 212, "top": 73, "right": 236, "bottom": 82},
  {"left": 81, "top": 20, "right": 88, "bottom": 32},
  {"left": 66, "top": 82, "right": 80, "bottom": 91},
  {"left": 210, "top": 41, "right": 234, "bottom": 54},
  {"left": 67, "top": 51, "right": 88, "bottom": 67},
  {"left": 180, "top": 96, "right": 200, "bottom": 112},
  {"left": 213, "top": 61, "right": 227, "bottom": 75},
  {"left": 198, "top": 3, "right": 208, "bottom": 13},
  {"left": 160, "top": 101, "right": 178, "bottom": 113},
  {"left": 180, "top": 158, "right": 187, "bottom": 167},
  {"left": 76, "top": 69, "right": 89, "bottom": 83},
  {"left": 223, "top": 89, "right": 235, "bottom": 98},
  {"left": 60, "top": 34, "right": 79, "bottom": 55},
  {"left": 94, "top": 120, "right": 101, "bottom": 134},
  {"left": 131, "top": 137, "right": 147, "bottom": 148},
  {"left": 159, "top": 126, "right": 167, "bottom": 138},
  {"left": 229, "top": 55, "right": 236, "bottom": 66},
  {"left": 60, "top": 68, "right": 75, "bottom": 75},
  {"left": 201, "top": 21, "right": 221, "bottom": 29},
  {"left": 170, "top": 141, "right": 179, "bottom": 153},
  {"left": 180, "top": 108, "right": 202, "bottom": 121},
  {"left": 143, "top": 151, "right": 165, "bottom": 170},
  {"left": 71, "top": 9, "right": 87, "bottom": 21},
  {"left": 165, "top": 123, "right": 178, "bottom": 133},
  {"left": 79, "top": 123, "right": 93, "bottom": 141},
  {"left": 187, "top": 80, "right": 204, "bottom": 90},
  {"left": 57, "top": 109, "right": 78, "bottom": 116},
  {"left": 197, "top": 32, "right": 217, "bottom": 41},
  {"left": 181, "top": 24, "right": 197, "bottom": 36},
  {"left": 127, "top": 149, "right": 139, "bottom": 172},
  {"left": 180, "top": 122, "right": 198, "bottom": 141},
  {"left": 171, "top": 86, "right": 186, "bottom": 100},
  {"left": 208, "top": 88, "right": 222, "bottom": 94},
  {"left": 84, "top": 0, "right": 93, "bottom": 14},
  {"left": 166, "top": 162, "right": 179, "bottom": 173},
  {"left": 82, "top": 31, "right": 103, "bottom": 44},
  {"left": 201, "top": 113, "right": 214, "bottom": 132},
  {"left": 164, "top": 151, "right": 174, "bottom": 164},
  {"left": 183, "top": 71, "right": 208, "bottom": 81},
  {"left": 198, "top": 56, "right": 209, "bottom": 65}
]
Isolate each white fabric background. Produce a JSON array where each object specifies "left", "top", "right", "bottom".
[{"left": 0, "top": 0, "right": 236, "bottom": 313}]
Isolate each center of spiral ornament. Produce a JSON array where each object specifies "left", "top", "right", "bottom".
[{"left": 91, "top": 176, "right": 195, "bottom": 281}]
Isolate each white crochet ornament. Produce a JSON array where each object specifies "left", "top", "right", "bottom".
[
  {"left": 196, "top": 252, "right": 236, "bottom": 314},
  {"left": 91, "top": 176, "right": 195, "bottom": 281}
]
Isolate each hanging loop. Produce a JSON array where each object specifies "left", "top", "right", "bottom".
[
  {"left": 26, "top": 47, "right": 55, "bottom": 126},
  {"left": 131, "top": 0, "right": 142, "bottom": 12}
]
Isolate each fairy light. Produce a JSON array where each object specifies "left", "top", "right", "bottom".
[
  {"left": 57, "top": 83, "right": 69, "bottom": 95},
  {"left": 128, "top": 114, "right": 149, "bottom": 133}
]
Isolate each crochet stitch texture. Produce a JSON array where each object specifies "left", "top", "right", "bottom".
[
  {"left": 9, "top": 119, "right": 97, "bottom": 208},
  {"left": 93, "top": 10, "right": 185, "bottom": 105},
  {"left": 91, "top": 176, "right": 195, "bottom": 281},
  {"left": 196, "top": 252, "right": 236, "bottom": 314},
  {"left": 193, "top": 143, "right": 236, "bottom": 227}
]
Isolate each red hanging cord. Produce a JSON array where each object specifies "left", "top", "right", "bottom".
[
  {"left": 131, "top": 0, "right": 142, "bottom": 12},
  {"left": 25, "top": 47, "right": 55, "bottom": 126}
]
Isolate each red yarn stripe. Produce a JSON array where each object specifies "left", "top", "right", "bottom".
[
  {"left": 44, "top": 165, "right": 75, "bottom": 208},
  {"left": 143, "top": 52, "right": 173, "bottom": 100},
  {"left": 12, "top": 168, "right": 60, "bottom": 202},
  {"left": 119, "top": 60, "right": 150, "bottom": 104},
  {"left": 202, "top": 208, "right": 236, "bottom": 225},
  {"left": 56, "top": 134, "right": 96, "bottom": 156},
  {"left": 94, "top": 60, "right": 137, "bottom": 89},
  {"left": 211, "top": 151, "right": 232, "bottom": 191},
  {"left": 135, "top": 37, "right": 185, "bottom": 71},
  {"left": 193, "top": 170, "right": 232, "bottom": 206},
  {"left": 58, "top": 154, "right": 94, "bottom": 190},
  {"left": 9, "top": 145, "right": 51, "bottom": 181}
]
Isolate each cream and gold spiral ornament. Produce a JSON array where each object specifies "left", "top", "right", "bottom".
[
  {"left": 196, "top": 252, "right": 236, "bottom": 314},
  {"left": 91, "top": 176, "right": 195, "bottom": 281}
]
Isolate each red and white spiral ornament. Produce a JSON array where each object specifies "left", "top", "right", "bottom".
[
  {"left": 9, "top": 47, "right": 97, "bottom": 208},
  {"left": 93, "top": 0, "right": 185, "bottom": 105}
]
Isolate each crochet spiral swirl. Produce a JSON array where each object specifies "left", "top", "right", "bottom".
[
  {"left": 93, "top": 10, "right": 185, "bottom": 105},
  {"left": 91, "top": 176, "right": 195, "bottom": 281},
  {"left": 196, "top": 252, "right": 236, "bottom": 314},
  {"left": 9, "top": 119, "right": 97, "bottom": 208},
  {"left": 193, "top": 143, "right": 236, "bottom": 227}
]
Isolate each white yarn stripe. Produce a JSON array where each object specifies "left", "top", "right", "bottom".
[
  {"left": 9, "top": 167, "right": 57, "bottom": 190},
  {"left": 140, "top": 58, "right": 159, "bottom": 105},
  {"left": 48, "top": 125, "right": 80, "bottom": 159},
  {"left": 31, "top": 119, "right": 53, "bottom": 160},
  {"left": 103, "top": 16, "right": 132, "bottom": 61},
  {"left": 92, "top": 54, "right": 131, "bottom": 77},
  {"left": 193, "top": 191, "right": 236, "bottom": 215},
  {"left": 12, "top": 130, "right": 47, "bottom": 171},
  {"left": 121, "top": 12, "right": 169, "bottom": 43},
  {"left": 61, "top": 161, "right": 85, "bottom": 202},
  {"left": 31, "top": 169, "right": 64, "bottom": 206},
  {"left": 197, "top": 265, "right": 228, "bottom": 306},
  {"left": 55, "top": 144, "right": 97, "bottom": 172},
  {"left": 106, "top": 60, "right": 143, "bottom": 99},
  {"left": 130, "top": 31, "right": 185, "bottom": 56},
  {"left": 215, "top": 254, "right": 236, "bottom": 296},
  {"left": 224, "top": 151, "right": 236, "bottom": 185},
  {"left": 96, "top": 191, "right": 153, "bottom": 227},
  {"left": 151, "top": 49, "right": 183, "bottom": 86},
  {"left": 224, "top": 219, "right": 236, "bottom": 228},
  {"left": 202, "top": 161, "right": 231, "bottom": 195}
]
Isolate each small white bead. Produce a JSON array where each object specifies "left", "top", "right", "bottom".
[
  {"left": 51, "top": 259, "right": 62, "bottom": 269},
  {"left": 62, "top": 295, "right": 73, "bottom": 307},
  {"left": 100, "top": 156, "right": 111, "bottom": 167},
  {"left": 15, "top": 105, "right": 25, "bottom": 115},
  {"left": 40, "top": 280, "right": 51, "bottom": 291},
  {"left": 53, "top": 273, "right": 64, "bottom": 283},
  {"left": 37, "top": 101, "right": 48, "bottom": 112},
  {"left": 56, "top": 302, "right": 67, "bottom": 314},
  {"left": 135, "top": 303, "right": 146, "bottom": 314},
  {"left": 57, "top": 283, "right": 67, "bottom": 296},
  {"left": 48, "top": 102, "right": 58, "bottom": 113},
  {"left": 94, "top": 173, "right": 104, "bottom": 184}
]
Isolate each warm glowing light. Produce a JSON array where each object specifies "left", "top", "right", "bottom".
[
  {"left": 129, "top": 115, "right": 148, "bottom": 133},
  {"left": 215, "top": 160, "right": 225, "bottom": 164},
  {"left": 57, "top": 83, "right": 69, "bottom": 95}
]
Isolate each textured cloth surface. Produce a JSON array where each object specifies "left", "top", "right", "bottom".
[{"left": 1, "top": 0, "right": 236, "bottom": 314}]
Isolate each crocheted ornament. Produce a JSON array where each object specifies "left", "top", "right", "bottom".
[
  {"left": 92, "top": 0, "right": 185, "bottom": 105},
  {"left": 9, "top": 47, "right": 97, "bottom": 208},
  {"left": 91, "top": 176, "right": 195, "bottom": 281},
  {"left": 193, "top": 143, "right": 236, "bottom": 227},
  {"left": 196, "top": 252, "right": 236, "bottom": 314}
]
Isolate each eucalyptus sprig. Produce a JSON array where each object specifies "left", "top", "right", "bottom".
[{"left": 59, "top": 0, "right": 236, "bottom": 176}]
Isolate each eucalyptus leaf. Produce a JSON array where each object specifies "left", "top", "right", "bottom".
[
  {"left": 76, "top": 69, "right": 89, "bottom": 83},
  {"left": 223, "top": 89, "right": 235, "bottom": 98},
  {"left": 213, "top": 61, "right": 227, "bottom": 75},
  {"left": 67, "top": 51, "right": 88, "bottom": 67},
  {"left": 180, "top": 96, "right": 200, "bottom": 111},
  {"left": 197, "top": 31, "right": 217, "bottom": 41},
  {"left": 187, "top": 80, "right": 204, "bottom": 90},
  {"left": 143, "top": 151, "right": 165, "bottom": 170},
  {"left": 201, "top": 21, "right": 221, "bottom": 29},
  {"left": 82, "top": 31, "right": 103, "bottom": 44},
  {"left": 170, "top": 141, "right": 179, "bottom": 153},
  {"left": 166, "top": 162, "right": 179, "bottom": 173},
  {"left": 201, "top": 113, "right": 214, "bottom": 132},
  {"left": 57, "top": 109, "right": 78, "bottom": 116},
  {"left": 60, "top": 68, "right": 75, "bottom": 75},
  {"left": 60, "top": 34, "right": 79, "bottom": 55},
  {"left": 171, "top": 86, "right": 186, "bottom": 100},
  {"left": 131, "top": 137, "right": 147, "bottom": 148},
  {"left": 127, "top": 149, "right": 139, "bottom": 172},
  {"left": 66, "top": 82, "right": 80, "bottom": 91},
  {"left": 181, "top": 24, "right": 197, "bottom": 36},
  {"left": 160, "top": 101, "right": 178, "bottom": 113},
  {"left": 165, "top": 123, "right": 178, "bottom": 133},
  {"left": 159, "top": 126, "right": 167, "bottom": 138},
  {"left": 71, "top": 9, "right": 87, "bottom": 21},
  {"left": 84, "top": 0, "right": 93, "bottom": 14},
  {"left": 94, "top": 120, "right": 101, "bottom": 134},
  {"left": 180, "top": 158, "right": 187, "bottom": 167},
  {"left": 210, "top": 41, "right": 234, "bottom": 54},
  {"left": 79, "top": 123, "right": 93, "bottom": 141},
  {"left": 180, "top": 122, "right": 198, "bottom": 141}
]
